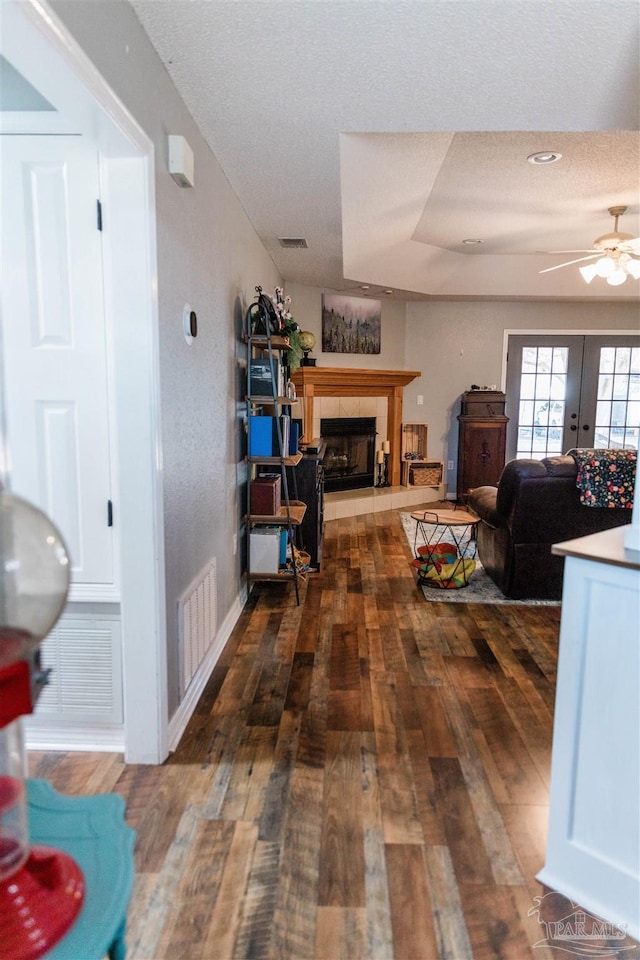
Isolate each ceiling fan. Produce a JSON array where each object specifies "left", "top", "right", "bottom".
[{"left": 539, "top": 206, "right": 640, "bottom": 284}]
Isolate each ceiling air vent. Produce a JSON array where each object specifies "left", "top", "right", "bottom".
[{"left": 278, "top": 238, "right": 308, "bottom": 249}]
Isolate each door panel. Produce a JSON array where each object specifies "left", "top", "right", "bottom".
[
  {"left": 581, "top": 339, "right": 640, "bottom": 451},
  {"left": 506, "top": 336, "right": 584, "bottom": 460},
  {"left": 507, "top": 335, "right": 640, "bottom": 462},
  {"left": 37, "top": 401, "right": 83, "bottom": 568},
  {"left": 1, "top": 136, "right": 115, "bottom": 589}
]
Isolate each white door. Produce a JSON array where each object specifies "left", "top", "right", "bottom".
[{"left": 1, "top": 135, "right": 116, "bottom": 593}]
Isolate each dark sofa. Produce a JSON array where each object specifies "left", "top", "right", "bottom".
[{"left": 467, "top": 454, "right": 631, "bottom": 600}]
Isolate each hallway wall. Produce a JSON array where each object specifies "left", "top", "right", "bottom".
[{"left": 52, "top": 0, "right": 281, "bottom": 717}]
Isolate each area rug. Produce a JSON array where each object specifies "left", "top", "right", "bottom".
[{"left": 400, "top": 512, "right": 561, "bottom": 605}]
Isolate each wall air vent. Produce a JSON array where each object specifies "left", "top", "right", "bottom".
[
  {"left": 179, "top": 559, "right": 218, "bottom": 694},
  {"left": 278, "top": 238, "right": 308, "bottom": 248}
]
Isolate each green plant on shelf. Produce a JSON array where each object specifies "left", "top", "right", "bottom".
[{"left": 271, "top": 287, "right": 302, "bottom": 371}]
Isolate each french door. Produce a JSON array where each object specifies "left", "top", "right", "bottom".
[{"left": 506, "top": 335, "right": 640, "bottom": 461}]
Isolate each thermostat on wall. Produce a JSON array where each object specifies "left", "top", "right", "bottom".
[{"left": 183, "top": 304, "right": 198, "bottom": 344}]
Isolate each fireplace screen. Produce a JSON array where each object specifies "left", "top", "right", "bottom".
[{"left": 320, "top": 417, "right": 376, "bottom": 492}]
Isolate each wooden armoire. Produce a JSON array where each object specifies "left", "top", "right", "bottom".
[{"left": 456, "top": 390, "right": 508, "bottom": 502}]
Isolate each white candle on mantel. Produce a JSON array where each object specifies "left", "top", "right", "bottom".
[
  {"left": 377, "top": 450, "right": 385, "bottom": 463},
  {"left": 382, "top": 440, "right": 390, "bottom": 454}
]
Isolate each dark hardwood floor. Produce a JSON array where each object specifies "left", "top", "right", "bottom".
[{"left": 29, "top": 507, "right": 639, "bottom": 959}]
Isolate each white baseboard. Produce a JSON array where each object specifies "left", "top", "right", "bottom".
[
  {"left": 167, "top": 587, "right": 247, "bottom": 752},
  {"left": 25, "top": 721, "right": 125, "bottom": 753}
]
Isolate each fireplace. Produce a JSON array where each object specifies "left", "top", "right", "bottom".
[
  {"left": 291, "top": 367, "right": 421, "bottom": 487},
  {"left": 321, "top": 417, "right": 376, "bottom": 492}
]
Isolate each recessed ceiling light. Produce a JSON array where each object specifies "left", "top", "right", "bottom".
[
  {"left": 462, "top": 238, "right": 483, "bottom": 245},
  {"left": 359, "top": 285, "right": 370, "bottom": 290},
  {"left": 384, "top": 289, "right": 393, "bottom": 295},
  {"left": 527, "top": 151, "right": 562, "bottom": 165}
]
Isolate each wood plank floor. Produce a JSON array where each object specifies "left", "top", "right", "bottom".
[{"left": 29, "top": 507, "right": 640, "bottom": 960}]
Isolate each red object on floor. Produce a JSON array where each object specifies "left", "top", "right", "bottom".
[{"left": 0, "top": 845, "right": 85, "bottom": 960}]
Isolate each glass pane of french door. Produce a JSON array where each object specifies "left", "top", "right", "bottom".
[
  {"left": 505, "top": 336, "right": 584, "bottom": 461},
  {"left": 506, "top": 334, "right": 640, "bottom": 461},
  {"left": 517, "top": 345, "right": 568, "bottom": 457},
  {"left": 581, "top": 338, "right": 640, "bottom": 451}
]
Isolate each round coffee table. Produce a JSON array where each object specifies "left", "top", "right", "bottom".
[{"left": 410, "top": 508, "right": 479, "bottom": 588}]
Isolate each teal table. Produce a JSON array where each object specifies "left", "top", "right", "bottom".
[{"left": 27, "top": 779, "right": 135, "bottom": 960}]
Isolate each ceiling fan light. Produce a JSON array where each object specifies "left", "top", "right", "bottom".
[
  {"left": 606, "top": 268, "right": 627, "bottom": 286},
  {"left": 595, "top": 256, "right": 616, "bottom": 278},
  {"left": 624, "top": 259, "right": 640, "bottom": 280},
  {"left": 579, "top": 263, "right": 599, "bottom": 283}
]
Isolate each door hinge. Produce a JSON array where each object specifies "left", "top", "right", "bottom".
[
  {"left": 96, "top": 199, "right": 103, "bottom": 232},
  {"left": 107, "top": 499, "right": 113, "bottom": 527}
]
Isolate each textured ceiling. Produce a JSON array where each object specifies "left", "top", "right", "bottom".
[{"left": 130, "top": 0, "right": 640, "bottom": 301}]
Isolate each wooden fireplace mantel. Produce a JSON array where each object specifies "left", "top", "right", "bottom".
[{"left": 291, "top": 367, "right": 421, "bottom": 486}]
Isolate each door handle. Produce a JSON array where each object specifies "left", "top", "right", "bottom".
[
  {"left": 582, "top": 424, "right": 590, "bottom": 431},
  {"left": 570, "top": 425, "right": 577, "bottom": 431},
  {"left": 570, "top": 413, "right": 577, "bottom": 419}
]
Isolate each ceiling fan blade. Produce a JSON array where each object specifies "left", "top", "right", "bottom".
[
  {"left": 537, "top": 249, "right": 597, "bottom": 254},
  {"left": 620, "top": 237, "right": 640, "bottom": 253},
  {"left": 539, "top": 254, "right": 600, "bottom": 275}
]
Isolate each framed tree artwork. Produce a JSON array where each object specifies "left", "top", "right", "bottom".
[{"left": 321, "top": 293, "right": 381, "bottom": 355}]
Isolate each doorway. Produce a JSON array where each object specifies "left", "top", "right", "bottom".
[
  {"left": 1, "top": 0, "right": 167, "bottom": 763},
  {"left": 506, "top": 335, "right": 640, "bottom": 461}
]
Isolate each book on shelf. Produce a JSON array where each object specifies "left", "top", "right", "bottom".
[
  {"left": 289, "top": 421, "right": 300, "bottom": 455},
  {"left": 249, "top": 358, "right": 286, "bottom": 397},
  {"left": 248, "top": 415, "right": 291, "bottom": 457},
  {"left": 250, "top": 475, "right": 282, "bottom": 514}
]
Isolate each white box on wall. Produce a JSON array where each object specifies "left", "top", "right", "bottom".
[{"left": 168, "top": 135, "right": 195, "bottom": 187}]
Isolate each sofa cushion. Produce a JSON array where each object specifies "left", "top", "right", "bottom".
[
  {"left": 541, "top": 454, "right": 577, "bottom": 478},
  {"left": 495, "top": 459, "right": 547, "bottom": 517},
  {"left": 467, "top": 486, "right": 500, "bottom": 526}
]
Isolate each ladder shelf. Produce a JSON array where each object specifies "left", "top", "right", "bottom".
[{"left": 244, "top": 287, "right": 305, "bottom": 604}]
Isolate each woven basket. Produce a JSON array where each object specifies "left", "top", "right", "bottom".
[{"left": 410, "top": 464, "right": 442, "bottom": 486}]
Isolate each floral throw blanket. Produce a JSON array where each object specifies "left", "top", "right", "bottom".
[{"left": 570, "top": 448, "right": 636, "bottom": 508}]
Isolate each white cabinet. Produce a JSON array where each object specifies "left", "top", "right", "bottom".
[{"left": 539, "top": 527, "right": 640, "bottom": 940}]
